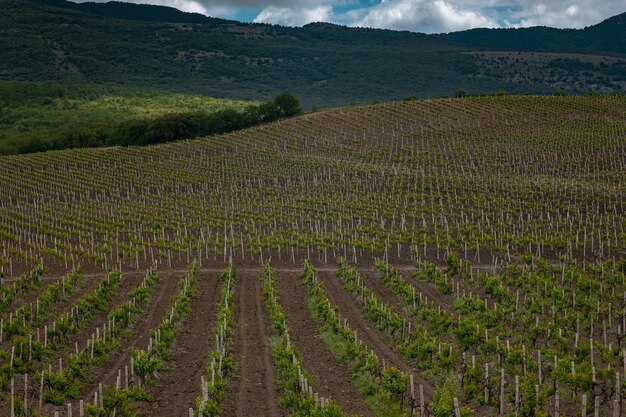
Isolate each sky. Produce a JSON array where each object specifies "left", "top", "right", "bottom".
[{"left": 75, "top": 0, "right": 626, "bottom": 33}]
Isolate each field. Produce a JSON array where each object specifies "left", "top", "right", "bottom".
[
  {"left": 0, "top": 82, "right": 252, "bottom": 155},
  {"left": 0, "top": 94, "right": 625, "bottom": 416}
]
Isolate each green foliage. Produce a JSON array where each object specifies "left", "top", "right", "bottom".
[
  {"left": 263, "top": 261, "right": 348, "bottom": 416},
  {"left": 6, "top": 0, "right": 623, "bottom": 112},
  {"left": 431, "top": 380, "right": 472, "bottom": 417},
  {"left": 0, "top": 82, "right": 303, "bottom": 154},
  {"left": 274, "top": 93, "right": 303, "bottom": 117}
]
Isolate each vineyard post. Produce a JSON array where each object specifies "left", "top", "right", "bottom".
[
  {"left": 594, "top": 396, "right": 599, "bottom": 417},
  {"left": 453, "top": 397, "right": 461, "bottom": 417},
  {"left": 39, "top": 372, "right": 43, "bottom": 410},
  {"left": 582, "top": 393, "right": 587, "bottom": 417},
  {"left": 24, "top": 373, "right": 28, "bottom": 417},
  {"left": 538, "top": 350, "right": 542, "bottom": 384},
  {"left": 80, "top": 399, "right": 84, "bottom": 417},
  {"left": 410, "top": 374, "right": 415, "bottom": 416},
  {"left": 10, "top": 377, "right": 14, "bottom": 417},
  {"left": 555, "top": 390, "right": 560, "bottom": 417},
  {"left": 515, "top": 375, "right": 519, "bottom": 417},
  {"left": 68, "top": 403, "right": 72, "bottom": 417},
  {"left": 419, "top": 383, "right": 425, "bottom": 417},
  {"left": 616, "top": 371, "right": 621, "bottom": 416},
  {"left": 485, "top": 363, "right": 489, "bottom": 404},
  {"left": 499, "top": 368, "right": 505, "bottom": 415}
]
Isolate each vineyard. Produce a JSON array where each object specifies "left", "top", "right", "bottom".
[{"left": 0, "top": 94, "right": 624, "bottom": 416}]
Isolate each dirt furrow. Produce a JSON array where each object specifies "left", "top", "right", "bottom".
[
  {"left": 276, "top": 271, "right": 374, "bottom": 417},
  {"left": 359, "top": 270, "right": 406, "bottom": 312},
  {"left": 78, "top": 271, "right": 182, "bottom": 397},
  {"left": 319, "top": 270, "right": 435, "bottom": 399},
  {"left": 39, "top": 272, "right": 146, "bottom": 372},
  {"left": 404, "top": 274, "right": 456, "bottom": 315},
  {"left": 0, "top": 275, "right": 102, "bottom": 350},
  {"left": 221, "top": 271, "right": 281, "bottom": 417},
  {"left": 136, "top": 273, "right": 221, "bottom": 416}
]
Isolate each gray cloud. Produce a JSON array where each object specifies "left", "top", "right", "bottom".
[{"left": 73, "top": 0, "right": 625, "bottom": 32}]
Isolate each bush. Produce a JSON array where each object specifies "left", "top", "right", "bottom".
[{"left": 274, "top": 92, "right": 302, "bottom": 117}]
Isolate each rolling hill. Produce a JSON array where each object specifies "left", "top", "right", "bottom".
[{"left": 1, "top": 0, "right": 625, "bottom": 108}]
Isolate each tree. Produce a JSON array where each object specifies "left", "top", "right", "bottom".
[{"left": 274, "top": 93, "right": 302, "bottom": 117}]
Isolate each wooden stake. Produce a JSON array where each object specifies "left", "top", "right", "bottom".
[
  {"left": 24, "top": 373, "right": 28, "bottom": 417},
  {"left": 453, "top": 397, "right": 461, "bottom": 417},
  {"left": 10, "top": 377, "right": 14, "bottom": 417},
  {"left": 500, "top": 368, "right": 505, "bottom": 415},
  {"left": 555, "top": 390, "right": 560, "bottom": 417}
]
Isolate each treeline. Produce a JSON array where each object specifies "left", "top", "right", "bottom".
[{"left": 3, "top": 93, "right": 302, "bottom": 154}]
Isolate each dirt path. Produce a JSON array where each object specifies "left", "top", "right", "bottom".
[
  {"left": 0, "top": 278, "right": 57, "bottom": 322},
  {"left": 38, "top": 273, "right": 145, "bottom": 373},
  {"left": 77, "top": 271, "right": 182, "bottom": 398},
  {"left": 404, "top": 274, "right": 456, "bottom": 315},
  {"left": 221, "top": 271, "right": 281, "bottom": 417},
  {"left": 359, "top": 270, "right": 407, "bottom": 313},
  {"left": 319, "top": 271, "right": 435, "bottom": 400},
  {"left": 136, "top": 273, "right": 222, "bottom": 416},
  {"left": 0, "top": 274, "right": 103, "bottom": 350},
  {"left": 276, "top": 271, "right": 374, "bottom": 417}
]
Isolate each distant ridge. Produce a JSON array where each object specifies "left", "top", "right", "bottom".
[
  {"left": 441, "top": 12, "right": 626, "bottom": 55},
  {"left": 1, "top": 0, "right": 624, "bottom": 107},
  {"left": 37, "top": 0, "right": 233, "bottom": 24}
]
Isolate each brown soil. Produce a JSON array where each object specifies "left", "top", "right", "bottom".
[
  {"left": 135, "top": 272, "right": 222, "bottom": 416},
  {"left": 0, "top": 273, "right": 104, "bottom": 350},
  {"left": 221, "top": 271, "right": 282, "bottom": 417},
  {"left": 359, "top": 269, "right": 406, "bottom": 312},
  {"left": 78, "top": 271, "right": 183, "bottom": 397},
  {"left": 403, "top": 273, "right": 456, "bottom": 315},
  {"left": 318, "top": 270, "right": 435, "bottom": 400},
  {"left": 275, "top": 271, "right": 374, "bottom": 417},
  {"left": 39, "top": 272, "right": 146, "bottom": 375}
]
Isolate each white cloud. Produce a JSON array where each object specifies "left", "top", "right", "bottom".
[
  {"left": 353, "top": 0, "right": 498, "bottom": 33},
  {"left": 71, "top": 0, "right": 626, "bottom": 32},
  {"left": 503, "top": 0, "right": 625, "bottom": 28},
  {"left": 253, "top": 5, "right": 333, "bottom": 25}
]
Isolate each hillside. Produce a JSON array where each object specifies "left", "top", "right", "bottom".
[
  {"left": 1, "top": 94, "right": 624, "bottom": 268},
  {"left": 0, "top": 95, "right": 625, "bottom": 416},
  {"left": 442, "top": 12, "right": 626, "bottom": 54},
  {"left": 1, "top": 0, "right": 625, "bottom": 108},
  {"left": 0, "top": 81, "right": 254, "bottom": 154}
]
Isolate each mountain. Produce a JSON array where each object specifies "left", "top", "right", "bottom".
[
  {"left": 441, "top": 12, "right": 626, "bottom": 54},
  {"left": 1, "top": 0, "right": 625, "bottom": 108}
]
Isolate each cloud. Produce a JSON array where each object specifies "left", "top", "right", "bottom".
[
  {"left": 352, "top": 0, "right": 498, "bottom": 33},
  {"left": 70, "top": 0, "right": 626, "bottom": 33},
  {"left": 253, "top": 5, "right": 333, "bottom": 25},
  {"left": 502, "top": 0, "right": 626, "bottom": 28}
]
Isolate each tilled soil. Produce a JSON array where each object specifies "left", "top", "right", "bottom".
[
  {"left": 135, "top": 272, "right": 222, "bottom": 416},
  {"left": 275, "top": 271, "right": 375, "bottom": 417},
  {"left": 0, "top": 274, "right": 102, "bottom": 351},
  {"left": 221, "top": 271, "right": 282, "bottom": 417},
  {"left": 319, "top": 270, "right": 435, "bottom": 400},
  {"left": 42, "top": 272, "right": 147, "bottom": 378},
  {"left": 1, "top": 261, "right": 545, "bottom": 417},
  {"left": 78, "top": 271, "right": 183, "bottom": 397}
]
